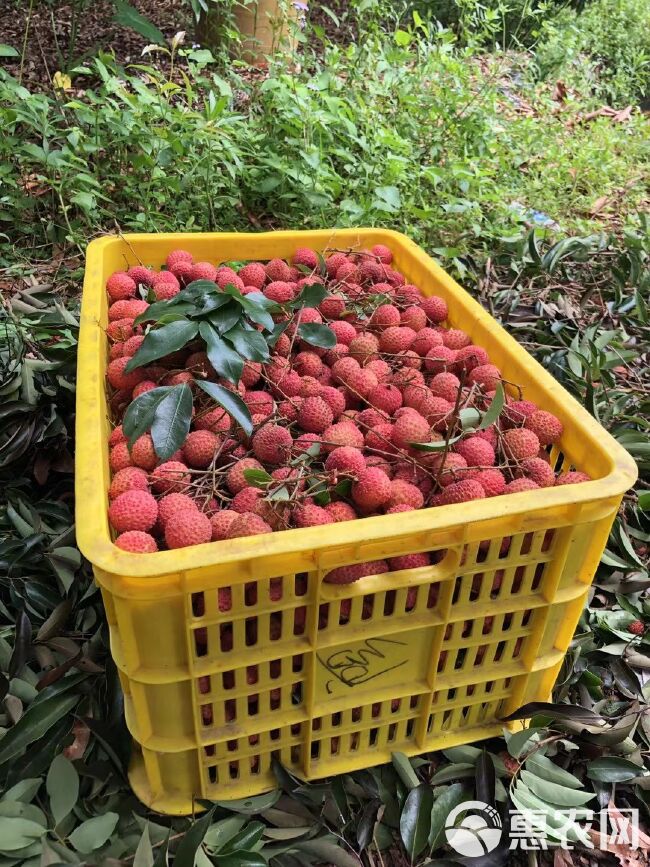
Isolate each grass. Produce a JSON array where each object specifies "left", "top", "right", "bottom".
[{"left": 0, "top": 1, "right": 648, "bottom": 864}]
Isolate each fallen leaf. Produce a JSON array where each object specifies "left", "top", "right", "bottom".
[
  {"left": 554, "top": 80, "right": 568, "bottom": 102},
  {"left": 590, "top": 196, "right": 610, "bottom": 216},
  {"left": 554, "top": 848, "right": 573, "bottom": 867},
  {"left": 63, "top": 719, "right": 91, "bottom": 761},
  {"left": 587, "top": 800, "right": 650, "bottom": 866},
  {"left": 52, "top": 71, "right": 72, "bottom": 91}
]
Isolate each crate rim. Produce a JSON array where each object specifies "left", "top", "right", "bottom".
[{"left": 76, "top": 228, "right": 638, "bottom": 580}]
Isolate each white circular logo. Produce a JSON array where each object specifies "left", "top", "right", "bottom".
[{"left": 445, "top": 800, "right": 503, "bottom": 857}]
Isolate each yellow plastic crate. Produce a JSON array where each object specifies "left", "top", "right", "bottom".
[{"left": 76, "top": 229, "right": 637, "bottom": 815}]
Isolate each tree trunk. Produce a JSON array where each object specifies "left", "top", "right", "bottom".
[{"left": 197, "top": 0, "right": 300, "bottom": 65}]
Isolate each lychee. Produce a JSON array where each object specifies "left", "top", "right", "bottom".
[
  {"left": 107, "top": 319, "right": 136, "bottom": 343},
  {"left": 329, "top": 320, "right": 357, "bottom": 345},
  {"left": 324, "top": 559, "right": 389, "bottom": 584},
  {"left": 392, "top": 412, "right": 430, "bottom": 449},
  {"left": 110, "top": 442, "right": 132, "bottom": 472},
  {"left": 320, "top": 386, "right": 346, "bottom": 418},
  {"left": 265, "top": 258, "right": 292, "bottom": 282},
  {"left": 421, "top": 295, "right": 448, "bottom": 323},
  {"left": 429, "top": 372, "right": 460, "bottom": 403},
  {"left": 210, "top": 510, "right": 238, "bottom": 541},
  {"left": 346, "top": 367, "right": 378, "bottom": 399},
  {"left": 153, "top": 278, "right": 181, "bottom": 301},
  {"left": 469, "top": 364, "right": 501, "bottom": 392},
  {"left": 109, "top": 467, "right": 149, "bottom": 500},
  {"left": 238, "top": 263, "right": 266, "bottom": 289},
  {"left": 165, "top": 510, "right": 212, "bottom": 549},
  {"left": 401, "top": 306, "right": 427, "bottom": 331},
  {"left": 252, "top": 424, "right": 293, "bottom": 464},
  {"left": 387, "top": 479, "right": 424, "bottom": 510},
  {"left": 325, "top": 446, "right": 366, "bottom": 475},
  {"left": 115, "top": 531, "right": 158, "bottom": 553},
  {"left": 439, "top": 480, "right": 485, "bottom": 505},
  {"left": 454, "top": 436, "right": 495, "bottom": 467},
  {"left": 388, "top": 553, "right": 430, "bottom": 570},
  {"left": 325, "top": 252, "right": 348, "bottom": 276},
  {"left": 504, "top": 399, "right": 538, "bottom": 427},
  {"left": 371, "top": 244, "right": 393, "bottom": 264},
  {"left": 299, "top": 376, "right": 322, "bottom": 397},
  {"left": 232, "top": 487, "right": 263, "bottom": 514},
  {"left": 505, "top": 478, "right": 539, "bottom": 494},
  {"left": 226, "top": 458, "right": 264, "bottom": 494},
  {"left": 165, "top": 250, "right": 193, "bottom": 270},
  {"left": 424, "top": 345, "right": 457, "bottom": 374},
  {"left": 365, "top": 423, "right": 394, "bottom": 453},
  {"left": 474, "top": 469, "right": 506, "bottom": 497},
  {"left": 320, "top": 294, "right": 346, "bottom": 319},
  {"left": 349, "top": 332, "right": 379, "bottom": 362},
  {"left": 294, "top": 352, "right": 323, "bottom": 378},
  {"left": 298, "top": 396, "right": 334, "bottom": 433},
  {"left": 151, "top": 461, "right": 190, "bottom": 494},
  {"left": 292, "top": 247, "right": 319, "bottom": 270},
  {"left": 455, "top": 345, "right": 489, "bottom": 373},
  {"left": 264, "top": 281, "right": 294, "bottom": 303},
  {"left": 131, "top": 434, "right": 158, "bottom": 471},
  {"left": 370, "top": 304, "right": 401, "bottom": 330},
  {"left": 158, "top": 493, "right": 199, "bottom": 526},
  {"left": 195, "top": 406, "right": 232, "bottom": 434},
  {"left": 525, "top": 410, "right": 563, "bottom": 446},
  {"left": 127, "top": 265, "right": 154, "bottom": 287},
  {"left": 379, "top": 326, "right": 416, "bottom": 354},
  {"left": 109, "top": 490, "right": 158, "bottom": 533},
  {"left": 109, "top": 425, "right": 126, "bottom": 447},
  {"left": 442, "top": 329, "right": 471, "bottom": 350},
  {"left": 518, "top": 457, "right": 555, "bottom": 488},
  {"left": 352, "top": 468, "right": 392, "bottom": 509},
  {"left": 227, "top": 513, "right": 272, "bottom": 538},
  {"left": 293, "top": 504, "right": 334, "bottom": 527},
  {"left": 368, "top": 384, "right": 402, "bottom": 415},
  {"left": 325, "top": 502, "right": 358, "bottom": 522},
  {"left": 189, "top": 262, "right": 217, "bottom": 283},
  {"left": 502, "top": 428, "right": 540, "bottom": 461},
  {"left": 107, "top": 357, "right": 145, "bottom": 391},
  {"left": 555, "top": 471, "right": 590, "bottom": 485},
  {"left": 107, "top": 272, "right": 136, "bottom": 301}
]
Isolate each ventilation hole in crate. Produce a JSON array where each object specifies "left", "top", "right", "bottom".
[
  {"left": 532, "top": 563, "right": 545, "bottom": 590},
  {"left": 227, "top": 737, "right": 237, "bottom": 752},
  {"left": 494, "top": 641, "right": 506, "bottom": 662},
  {"left": 331, "top": 736, "right": 340, "bottom": 755},
  {"left": 249, "top": 733, "right": 259, "bottom": 747},
  {"left": 339, "top": 599, "right": 351, "bottom": 625},
  {"left": 491, "top": 570, "right": 505, "bottom": 597},
  {"left": 291, "top": 745, "right": 300, "bottom": 763},
  {"left": 522, "top": 610, "right": 532, "bottom": 627},
  {"left": 448, "top": 687, "right": 456, "bottom": 700},
  {"left": 499, "top": 537, "right": 513, "bottom": 559},
  {"left": 454, "top": 649, "right": 466, "bottom": 670},
  {"left": 270, "top": 728, "right": 280, "bottom": 741},
  {"left": 350, "top": 733, "right": 360, "bottom": 752},
  {"left": 467, "top": 684, "right": 475, "bottom": 697},
  {"left": 369, "top": 727, "right": 379, "bottom": 746},
  {"left": 311, "top": 741, "right": 320, "bottom": 759},
  {"left": 218, "top": 587, "right": 232, "bottom": 612},
  {"left": 270, "top": 578, "right": 282, "bottom": 602},
  {"left": 384, "top": 591, "right": 396, "bottom": 617},
  {"left": 542, "top": 529, "right": 555, "bottom": 552},
  {"left": 406, "top": 718, "right": 415, "bottom": 737},
  {"left": 461, "top": 620, "right": 472, "bottom": 638},
  {"left": 452, "top": 578, "right": 462, "bottom": 604},
  {"left": 332, "top": 712, "right": 342, "bottom": 727},
  {"left": 293, "top": 654, "right": 304, "bottom": 673},
  {"left": 371, "top": 702, "right": 381, "bottom": 719},
  {"left": 201, "top": 705, "right": 213, "bottom": 725},
  {"left": 312, "top": 718, "right": 321, "bottom": 732},
  {"left": 392, "top": 699, "right": 401, "bottom": 714},
  {"left": 245, "top": 581, "right": 257, "bottom": 606},
  {"left": 351, "top": 706, "right": 361, "bottom": 723},
  {"left": 405, "top": 587, "right": 417, "bottom": 612},
  {"left": 291, "top": 723, "right": 301, "bottom": 736},
  {"left": 318, "top": 604, "right": 329, "bottom": 630},
  {"left": 427, "top": 583, "right": 439, "bottom": 608},
  {"left": 205, "top": 744, "right": 215, "bottom": 758},
  {"left": 441, "top": 710, "right": 452, "bottom": 730},
  {"left": 485, "top": 680, "right": 495, "bottom": 693},
  {"left": 512, "top": 566, "right": 525, "bottom": 594},
  {"left": 247, "top": 664, "right": 259, "bottom": 685},
  {"left": 503, "top": 613, "right": 513, "bottom": 631},
  {"left": 482, "top": 616, "right": 495, "bottom": 636},
  {"left": 293, "top": 606, "right": 306, "bottom": 635},
  {"left": 225, "top": 698, "right": 236, "bottom": 722},
  {"left": 198, "top": 675, "right": 211, "bottom": 695},
  {"left": 229, "top": 762, "right": 239, "bottom": 780},
  {"left": 270, "top": 688, "right": 281, "bottom": 710},
  {"left": 208, "top": 765, "right": 217, "bottom": 783},
  {"left": 294, "top": 572, "right": 308, "bottom": 595},
  {"left": 245, "top": 618, "right": 257, "bottom": 646},
  {"left": 437, "top": 651, "right": 448, "bottom": 673},
  {"left": 195, "top": 627, "right": 208, "bottom": 657},
  {"left": 250, "top": 756, "right": 260, "bottom": 774},
  {"left": 521, "top": 533, "right": 534, "bottom": 556},
  {"left": 221, "top": 670, "right": 233, "bottom": 689},
  {"left": 292, "top": 682, "right": 303, "bottom": 705},
  {"left": 270, "top": 613, "right": 282, "bottom": 641},
  {"left": 248, "top": 695, "right": 259, "bottom": 716},
  {"left": 220, "top": 624, "right": 233, "bottom": 652},
  {"left": 192, "top": 592, "right": 205, "bottom": 617},
  {"left": 387, "top": 723, "right": 397, "bottom": 742},
  {"left": 362, "top": 595, "right": 374, "bottom": 620},
  {"left": 513, "top": 637, "right": 523, "bottom": 657}
]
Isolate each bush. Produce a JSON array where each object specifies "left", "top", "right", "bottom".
[{"left": 534, "top": 0, "right": 650, "bottom": 104}]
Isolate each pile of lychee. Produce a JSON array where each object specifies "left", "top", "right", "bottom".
[{"left": 105, "top": 244, "right": 589, "bottom": 583}]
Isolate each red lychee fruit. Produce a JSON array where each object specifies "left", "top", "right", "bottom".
[
  {"left": 352, "top": 468, "right": 392, "bottom": 510},
  {"left": 424, "top": 345, "right": 457, "bottom": 374},
  {"left": 325, "top": 502, "right": 358, "bottom": 522},
  {"left": 435, "top": 453, "right": 469, "bottom": 487},
  {"left": 412, "top": 328, "right": 443, "bottom": 357},
  {"left": 170, "top": 260, "right": 194, "bottom": 283},
  {"left": 107, "top": 357, "right": 145, "bottom": 391},
  {"left": 264, "top": 281, "right": 294, "bottom": 303},
  {"left": 420, "top": 295, "right": 448, "bottom": 323},
  {"left": 292, "top": 247, "right": 319, "bottom": 269},
  {"left": 455, "top": 345, "right": 489, "bottom": 373},
  {"left": 131, "top": 434, "right": 158, "bottom": 471},
  {"left": 127, "top": 265, "right": 154, "bottom": 287},
  {"left": 329, "top": 321, "right": 357, "bottom": 345},
  {"left": 165, "top": 250, "right": 193, "bottom": 270},
  {"left": 368, "top": 384, "right": 402, "bottom": 415},
  {"left": 525, "top": 410, "right": 563, "bottom": 446},
  {"left": 243, "top": 390, "right": 275, "bottom": 417},
  {"left": 298, "top": 396, "right": 334, "bottom": 433},
  {"left": 387, "top": 479, "right": 424, "bottom": 510},
  {"left": 294, "top": 352, "right": 323, "bottom": 378},
  {"left": 504, "top": 399, "right": 538, "bottom": 427},
  {"left": 238, "top": 263, "right": 266, "bottom": 289},
  {"left": 629, "top": 620, "right": 645, "bottom": 635},
  {"left": 153, "top": 277, "right": 181, "bottom": 301},
  {"left": 365, "top": 422, "right": 394, "bottom": 453},
  {"left": 123, "top": 335, "right": 145, "bottom": 357},
  {"left": 323, "top": 421, "right": 364, "bottom": 452},
  {"left": 190, "top": 262, "right": 217, "bottom": 282},
  {"left": 226, "top": 458, "right": 264, "bottom": 494},
  {"left": 251, "top": 424, "right": 292, "bottom": 465},
  {"left": 115, "top": 531, "right": 158, "bottom": 552},
  {"left": 227, "top": 513, "right": 272, "bottom": 538},
  {"left": 107, "top": 272, "right": 136, "bottom": 301},
  {"left": 555, "top": 471, "right": 590, "bottom": 485},
  {"left": 518, "top": 457, "right": 556, "bottom": 488},
  {"left": 158, "top": 493, "right": 199, "bottom": 526},
  {"left": 325, "top": 446, "right": 366, "bottom": 475},
  {"left": 503, "top": 428, "right": 540, "bottom": 461},
  {"left": 106, "top": 319, "right": 136, "bottom": 343},
  {"left": 389, "top": 553, "right": 431, "bottom": 570},
  {"left": 108, "top": 467, "right": 149, "bottom": 501},
  {"left": 346, "top": 367, "right": 378, "bottom": 399},
  {"left": 392, "top": 412, "right": 430, "bottom": 449},
  {"left": 371, "top": 244, "right": 393, "bottom": 264},
  {"left": 439, "top": 480, "right": 485, "bottom": 505},
  {"left": 474, "top": 468, "right": 506, "bottom": 497},
  {"left": 299, "top": 376, "right": 321, "bottom": 398},
  {"left": 379, "top": 326, "right": 416, "bottom": 354},
  {"left": 386, "top": 504, "right": 414, "bottom": 514},
  {"left": 110, "top": 442, "right": 132, "bottom": 472},
  {"left": 454, "top": 436, "right": 496, "bottom": 467},
  {"left": 165, "top": 510, "right": 212, "bottom": 549},
  {"left": 325, "top": 252, "right": 348, "bottom": 276},
  {"left": 109, "top": 490, "right": 158, "bottom": 533},
  {"left": 469, "top": 364, "right": 501, "bottom": 392},
  {"left": 265, "top": 258, "right": 292, "bottom": 282},
  {"left": 324, "top": 559, "right": 389, "bottom": 584},
  {"left": 401, "top": 306, "right": 427, "bottom": 331},
  {"left": 293, "top": 504, "right": 334, "bottom": 527},
  {"left": 349, "top": 332, "right": 379, "bottom": 363},
  {"left": 319, "top": 294, "right": 346, "bottom": 319},
  {"left": 358, "top": 260, "right": 385, "bottom": 283},
  {"left": 195, "top": 406, "right": 232, "bottom": 434},
  {"left": 442, "top": 328, "right": 471, "bottom": 350},
  {"left": 370, "top": 304, "right": 401, "bottom": 330},
  {"left": 182, "top": 430, "right": 219, "bottom": 469},
  {"left": 216, "top": 267, "right": 244, "bottom": 290},
  {"left": 151, "top": 461, "right": 190, "bottom": 494},
  {"left": 232, "top": 487, "right": 263, "bottom": 514},
  {"left": 109, "top": 425, "right": 126, "bottom": 447},
  {"left": 319, "top": 386, "right": 346, "bottom": 418},
  {"left": 505, "top": 478, "right": 539, "bottom": 494},
  {"left": 429, "top": 372, "right": 461, "bottom": 403},
  {"left": 210, "top": 509, "right": 238, "bottom": 541}
]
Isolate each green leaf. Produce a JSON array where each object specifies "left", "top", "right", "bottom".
[
  {"left": 122, "top": 386, "right": 175, "bottom": 445},
  {"left": 243, "top": 468, "right": 273, "bottom": 488},
  {"left": 206, "top": 302, "right": 242, "bottom": 334},
  {"left": 638, "top": 491, "right": 650, "bottom": 511},
  {"left": 199, "top": 322, "right": 244, "bottom": 384},
  {"left": 68, "top": 812, "right": 119, "bottom": 853},
  {"left": 400, "top": 783, "right": 433, "bottom": 860},
  {"left": 428, "top": 783, "right": 467, "bottom": 850},
  {"left": 8, "top": 611, "right": 31, "bottom": 678},
  {"left": 125, "top": 320, "right": 198, "bottom": 371},
  {"left": 173, "top": 806, "right": 215, "bottom": 867},
  {"left": 501, "top": 702, "right": 603, "bottom": 725},
  {"left": 0, "top": 693, "right": 78, "bottom": 765},
  {"left": 586, "top": 757, "right": 646, "bottom": 783},
  {"left": 410, "top": 435, "right": 462, "bottom": 451},
  {"left": 0, "top": 818, "right": 45, "bottom": 850},
  {"left": 1, "top": 779, "right": 42, "bottom": 804},
  {"left": 298, "top": 323, "right": 337, "bottom": 349},
  {"left": 292, "top": 839, "right": 359, "bottom": 867},
  {"left": 0, "top": 44, "right": 19, "bottom": 57},
  {"left": 113, "top": 0, "right": 165, "bottom": 43},
  {"left": 458, "top": 408, "right": 481, "bottom": 430},
  {"left": 519, "top": 770, "right": 594, "bottom": 807},
  {"left": 506, "top": 727, "right": 544, "bottom": 759},
  {"left": 524, "top": 753, "right": 582, "bottom": 789},
  {"left": 220, "top": 821, "right": 265, "bottom": 854},
  {"left": 135, "top": 301, "right": 197, "bottom": 325},
  {"left": 203, "top": 817, "right": 247, "bottom": 850},
  {"left": 232, "top": 292, "right": 276, "bottom": 331},
  {"left": 46, "top": 754, "right": 79, "bottom": 826},
  {"left": 480, "top": 383, "right": 505, "bottom": 429},
  {"left": 223, "top": 324, "right": 270, "bottom": 362},
  {"left": 196, "top": 381, "right": 252, "bottom": 435},
  {"left": 133, "top": 824, "right": 154, "bottom": 867},
  {"left": 292, "top": 283, "right": 328, "bottom": 309},
  {"left": 391, "top": 753, "right": 420, "bottom": 791},
  {"left": 475, "top": 750, "right": 495, "bottom": 805},
  {"left": 150, "top": 384, "right": 193, "bottom": 460}
]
